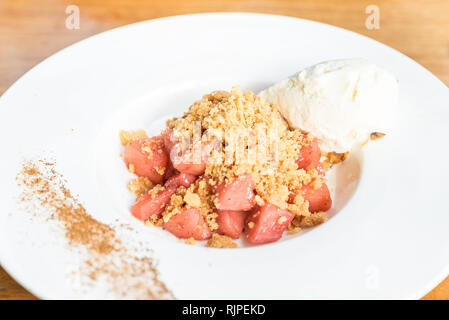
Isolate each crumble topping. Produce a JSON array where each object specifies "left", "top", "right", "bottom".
[
  {"left": 146, "top": 214, "right": 163, "bottom": 227},
  {"left": 277, "top": 216, "right": 287, "bottom": 225},
  {"left": 207, "top": 233, "right": 238, "bottom": 248},
  {"left": 184, "top": 191, "right": 201, "bottom": 208},
  {"left": 140, "top": 138, "right": 163, "bottom": 160},
  {"left": 164, "top": 86, "right": 325, "bottom": 219},
  {"left": 322, "top": 152, "right": 348, "bottom": 170},
  {"left": 180, "top": 237, "right": 196, "bottom": 245},
  {"left": 128, "top": 163, "right": 136, "bottom": 174},
  {"left": 287, "top": 226, "right": 302, "bottom": 235},
  {"left": 148, "top": 185, "right": 165, "bottom": 199},
  {"left": 290, "top": 211, "right": 328, "bottom": 228},
  {"left": 254, "top": 195, "right": 265, "bottom": 206},
  {"left": 162, "top": 180, "right": 218, "bottom": 231},
  {"left": 128, "top": 177, "right": 153, "bottom": 197},
  {"left": 119, "top": 130, "right": 148, "bottom": 146},
  {"left": 154, "top": 166, "right": 165, "bottom": 176}
]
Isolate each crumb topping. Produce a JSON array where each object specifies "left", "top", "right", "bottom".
[
  {"left": 287, "top": 226, "right": 302, "bottom": 235},
  {"left": 120, "top": 130, "right": 148, "bottom": 146},
  {"left": 127, "top": 177, "right": 153, "bottom": 197},
  {"left": 154, "top": 166, "right": 165, "bottom": 176},
  {"left": 183, "top": 191, "right": 201, "bottom": 208},
  {"left": 146, "top": 214, "right": 163, "bottom": 227},
  {"left": 162, "top": 179, "right": 218, "bottom": 231},
  {"left": 140, "top": 138, "right": 163, "bottom": 160},
  {"left": 290, "top": 211, "right": 328, "bottom": 228},
  {"left": 164, "top": 86, "right": 324, "bottom": 217},
  {"left": 277, "top": 216, "right": 287, "bottom": 225},
  {"left": 128, "top": 163, "right": 136, "bottom": 174},
  {"left": 148, "top": 185, "right": 165, "bottom": 199},
  {"left": 254, "top": 195, "right": 265, "bottom": 206},
  {"left": 184, "top": 237, "right": 196, "bottom": 244},
  {"left": 322, "top": 151, "right": 348, "bottom": 170},
  {"left": 207, "top": 233, "right": 238, "bottom": 248}
]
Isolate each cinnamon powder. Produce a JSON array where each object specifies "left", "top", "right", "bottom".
[{"left": 17, "top": 159, "right": 174, "bottom": 300}]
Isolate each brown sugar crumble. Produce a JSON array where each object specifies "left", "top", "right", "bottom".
[
  {"left": 161, "top": 179, "right": 219, "bottom": 231},
  {"left": 128, "top": 163, "right": 136, "bottom": 174},
  {"left": 163, "top": 86, "right": 326, "bottom": 224},
  {"left": 181, "top": 237, "right": 196, "bottom": 245},
  {"left": 290, "top": 211, "right": 328, "bottom": 229},
  {"left": 322, "top": 151, "right": 349, "bottom": 170},
  {"left": 286, "top": 225, "right": 302, "bottom": 235},
  {"left": 128, "top": 177, "right": 153, "bottom": 197},
  {"left": 120, "top": 130, "right": 148, "bottom": 146},
  {"left": 17, "top": 159, "right": 173, "bottom": 299},
  {"left": 207, "top": 233, "right": 238, "bottom": 248}
]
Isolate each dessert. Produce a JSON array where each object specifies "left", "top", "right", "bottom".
[
  {"left": 121, "top": 86, "right": 333, "bottom": 246},
  {"left": 121, "top": 59, "right": 397, "bottom": 247}
]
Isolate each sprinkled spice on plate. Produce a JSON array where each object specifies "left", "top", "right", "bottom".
[{"left": 16, "top": 159, "right": 174, "bottom": 300}]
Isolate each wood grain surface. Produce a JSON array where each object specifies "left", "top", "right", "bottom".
[{"left": 0, "top": 0, "right": 448, "bottom": 300}]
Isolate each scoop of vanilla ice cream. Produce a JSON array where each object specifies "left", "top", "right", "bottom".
[{"left": 259, "top": 59, "right": 398, "bottom": 153}]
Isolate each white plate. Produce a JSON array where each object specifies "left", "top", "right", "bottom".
[{"left": 0, "top": 13, "right": 448, "bottom": 300}]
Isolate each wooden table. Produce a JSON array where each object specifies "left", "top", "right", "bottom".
[{"left": 0, "top": 0, "right": 448, "bottom": 300}]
